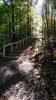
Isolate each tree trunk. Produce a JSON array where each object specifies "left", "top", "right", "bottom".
[
  {"left": 27, "top": 0, "right": 30, "bottom": 36},
  {"left": 11, "top": 0, "right": 15, "bottom": 42}
]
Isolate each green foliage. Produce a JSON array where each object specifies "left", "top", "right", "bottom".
[
  {"left": 0, "top": 0, "right": 32, "bottom": 45},
  {"left": 43, "top": 0, "right": 56, "bottom": 44}
]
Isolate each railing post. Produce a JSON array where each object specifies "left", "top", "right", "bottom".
[
  {"left": 11, "top": 45, "right": 13, "bottom": 52},
  {"left": 3, "top": 46, "right": 5, "bottom": 57},
  {"left": 23, "top": 39, "right": 24, "bottom": 46},
  {"left": 20, "top": 41, "right": 21, "bottom": 47},
  {"left": 26, "top": 37, "right": 27, "bottom": 43},
  {"left": 27, "top": 37, "right": 29, "bottom": 43},
  {"left": 16, "top": 43, "right": 18, "bottom": 49}
]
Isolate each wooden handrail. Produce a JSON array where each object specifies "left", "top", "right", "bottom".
[
  {"left": 3, "top": 36, "right": 32, "bottom": 47},
  {"left": 2, "top": 36, "right": 54, "bottom": 57},
  {"left": 3, "top": 36, "right": 33, "bottom": 57}
]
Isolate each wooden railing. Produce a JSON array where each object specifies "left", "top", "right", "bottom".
[
  {"left": 0, "top": 36, "right": 54, "bottom": 57},
  {"left": 3, "top": 36, "right": 33, "bottom": 57}
]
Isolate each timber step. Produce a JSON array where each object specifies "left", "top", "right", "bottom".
[{"left": 2, "top": 56, "right": 18, "bottom": 60}]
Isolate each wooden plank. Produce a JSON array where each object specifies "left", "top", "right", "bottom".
[
  {"left": 3, "top": 46, "right": 5, "bottom": 57},
  {"left": 11, "top": 45, "right": 13, "bottom": 52}
]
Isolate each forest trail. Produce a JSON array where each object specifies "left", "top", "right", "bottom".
[{"left": 0, "top": 45, "right": 49, "bottom": 100}]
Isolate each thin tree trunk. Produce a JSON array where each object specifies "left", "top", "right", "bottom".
[
  {"left": 19, "top": 4, "right": 21, "bottom": 35},
  {"left": 27, "top": 0, "right": 30, "bottom": 36},
  {"left": 11, "top": 0, "right": 15, "bottom": 42}
]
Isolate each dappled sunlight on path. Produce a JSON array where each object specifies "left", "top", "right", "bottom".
[{"left": 0, "top": 45, "right": 49, "bottom": 100}]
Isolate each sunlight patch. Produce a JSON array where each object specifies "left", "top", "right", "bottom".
[
  {"left": 4, "top": 69, "right": 14, "bottom": 77},
  {"left": 18, "top": 59, "right": 33, "bottom": 74},
  {"left": 0, "top": 0, "right": 3, "bottom": 5}
]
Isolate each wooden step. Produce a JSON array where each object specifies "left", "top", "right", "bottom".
[
  {"left": 8, "top": 53, "right": 20, "bottom": 56},
  {"left": 3, "top": 56, "right": 18, "bottom": 60}
]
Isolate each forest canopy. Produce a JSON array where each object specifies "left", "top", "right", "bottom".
[
  {"left": 0, "top": 0, "right": 32, "bottom": 44},
  {"left": 0, "top": 0, "right": 56, "bottom": 45}
]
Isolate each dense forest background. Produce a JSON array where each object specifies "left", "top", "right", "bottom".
[
  {"left": 0, "top": 0, "right": 56, "bottom": 46},
  {"left": 0, "top": 0, "right": 32, "bottom": 46}
]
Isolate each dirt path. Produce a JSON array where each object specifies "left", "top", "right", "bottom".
[{"left": 0, "top": 45, "right": 49, "bottom": 100}]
